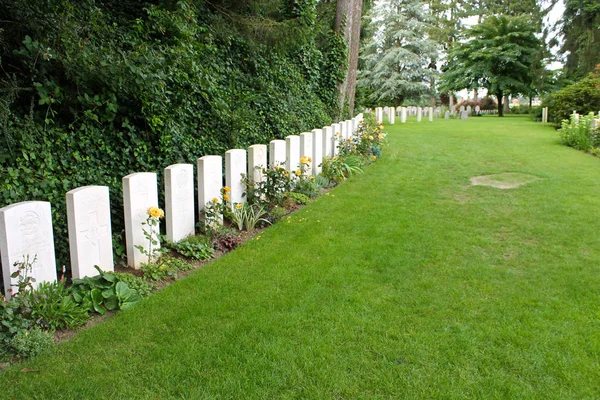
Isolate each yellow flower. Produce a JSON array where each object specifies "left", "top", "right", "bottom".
[
  {"left": 353, "top": 145, "right": 357, "bottom": 149},
  {"left": 378, "top": 134, "right": 384, "bottom": 139},
  {"left": 359, "top": 120, "right": 363, "bottom": 124},
  {"left": 369, "top": 135, "right": 374, "bottom": 140},
  {"left": 147, "top": 206, "right": 164, "bottom": 219},
  {"left": 223, "top": 186, "right": 231, "bottom": 193},
  {"left": 235, "top": 203, "right": 243, "bottom": 210},
  {"left": 371, "top": 155, "right": 377, "bottom": 160},
  {"left": 295, "top": 169, "right": 301, "bottom": 176},
  {"left": 379, "top": 125, "right": 384, "bottom": 130},
  {"left": 223, "top": 194, "right": 230, "bottom": 201},
  {"left": 300, "top": 156, "right": 308, "bottom": 164},
  {"left": 310, "top": 176, "right": 315, "bottom": 182},
  {"left": 212, "top": 197, "right": 219, "bottom": 203},
  {"left": 308, "top": 157, "right": 312, "bottom": 163}
]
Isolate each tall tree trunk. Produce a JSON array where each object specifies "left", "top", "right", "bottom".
[
  {"left": 334, "top": 0, "right": 363, "bottom": 119},
  {"left": 503, "top": 95, "right": 510, "bottom": 114},
  {"left": 497, "top": 90, "right": 504, "bottom": 117}
]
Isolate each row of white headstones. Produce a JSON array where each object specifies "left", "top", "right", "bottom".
[
  {"left": 0, "top": 114, "right": 364, "bottom": 296},
  {"left": 373, "top": 105, "right": 495, "bottom": 125}
]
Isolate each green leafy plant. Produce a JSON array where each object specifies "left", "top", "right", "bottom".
[
  {"left": 113, "top": 273, "right": 156, "bottom": 298},
  {"left": 8, "top": 326, "right": 54, "bottom": 359},
  {"left": 321, "top": 155, "right": 364, "bottom": 184},
  {"left": 231, "top": 203, "right": 271, "bottom": 231},
  {"left": 141, "top": 255, "right": 193, "bottom": 282},
  {"left": 283, "top": 192, "right": 311, "bottom": 205},
  {"left": 70, "top": 266, "right": 142, "bottom": 315},
  {"left": 28, "top": 281, "right": 90, "bottom": 331},
  {"left": 558, "top": 112, "right": 600, "bottom": 152},
  {"left": 164, "top": 235, "right": 215, "bottom": 261}
]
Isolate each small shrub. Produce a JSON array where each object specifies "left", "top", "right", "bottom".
[
  {"left": 544, "top": 67, "right": 600, "bottom": 124},
  {"left": 0, "top": 295, "right": 34, "bottom": 350},
  {"left": 8, "top": 327, "right": 54, "bottom": 359},
  {"left": 28, "top": 281, "right": 91, "bottom": 331},
  {"left": 244, "top": 163, "right": 293, "bottom": 208}
]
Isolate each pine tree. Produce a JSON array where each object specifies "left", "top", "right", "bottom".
[{"left": 358, "top": 0, "right": 440, "bottom": 106}]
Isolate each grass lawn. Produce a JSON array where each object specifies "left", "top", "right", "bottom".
[{"left": 1, "top": 115, "right": 599, "bottom": 399}]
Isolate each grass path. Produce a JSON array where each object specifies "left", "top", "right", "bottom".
[{"left": 1, "top": 116, "right": 599, "bottom": 399}]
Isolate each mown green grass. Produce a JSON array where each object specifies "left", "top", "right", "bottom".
[{"left": 1, "top": 115, "right": 599, "bottom": 399}]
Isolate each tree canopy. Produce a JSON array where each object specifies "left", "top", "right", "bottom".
[{"left": 440, "top": 15, "right": 544, "bottom": 116}]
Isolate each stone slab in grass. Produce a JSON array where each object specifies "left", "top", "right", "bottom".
[{"left": 470, "top": 172, "right": 540, "bottom": 189}]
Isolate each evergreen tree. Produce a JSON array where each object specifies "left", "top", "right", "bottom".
[{"left": 358, "top": 0, "right": 440, "bottom": 106}]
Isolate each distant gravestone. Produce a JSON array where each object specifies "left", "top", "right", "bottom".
[
  {"left": 466, "top": 105, "right": 472, "bottom": 113},
  {"left": 123, "top": 172, "right": 159, "bottom": 269},
  {"left": 225, "top": 149, "right": 247, "bottom": 209},
  {"left": 461, "top": 110, "right": 469, "bottom": 120},
  {"left": 389, "top": 109, "right": 395, "bottom": 124},
  {"left": 286, "top": 135, "right": 300, "bottom": 173},
  {"left": 312, "top": 129, "right": 323, "bottom": 175},
  {"left": 164, "top": 164, "right": 195, "bottom": 243},
  {"left": 417, "top": 107, "right": 422, "bottom": 122},
  {"left": 66, "top": 185, "right": 114, "bottom": 278},
  {"left": 401, "top": 107, "right": 407, "bottom": 123},
  {"left": 248, "top": 144, "right": 267, "bottom": 183},
  {"left": 197, "top": 155, "right": 223, "bottom": 228},
  {"left": 445, "top": 111, "right": 450, "bottom": 119},
  {"left": 299, "top": 132, "right": 313, "bottom": 176},
  {"left": 269, "top": 140, "right": 286, "bottom": 168},
  {"left": 460, "top": 106, "right": 465, "bottom": 112},
  {"left": 322, "top": 126, "right": 333, "bottom": 158},
  {"left": 475, "top": 105, "right": 481, "bottom": 113},
  {"left": 429, "top": 107, "right": 433, "bottom": 122},
  {"left": 0, "top": 201, "right": 57, "bottom": 295}
]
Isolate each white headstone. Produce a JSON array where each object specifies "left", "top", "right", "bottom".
[
  {"left": 0, "top": 201, "right": 57, "bottom": 295},
  {"left": 475, "top": 105, "right": 481, "bottom": 113},
  {"left": 345, "top": 120, "right": 352, "bottom": 139},
  {"left": 225, "top": 149, "right": 247, "bottom": 209},
  {"left": 339, "top": 122, "right": 347, "bottom": 140},
  {"left": 429, "top": 107, "right": 433, "bottom": 122},
  {"left": 286, "top": 135, "right": 300, "bottom": 173},
  {"left": 389, "top": 109, "right": 395, "bottom": 124},
  {"left": 466, "top": 105, "right": 472, "bottom": 113},
  {"left": 322, "top": 126, "right": 333, "bottom": 158},
  {"left": 164, "top": 164, "right": 195, "bottom": 243},
  {"left": 66, "top": 186, "right": 114, "bottom": 279},
  {"left": 459, "top": 106, "right": 465, "bottom": 112},
  {"left": 417, "top": 107, "right": 422, "bottom": 122},
  {"left": 461, "top": 110, "right": 469, "bottom": 120},
  {"left": 269, "top": 140, "right": 286, "bottom": 168},
  {"left": 248, "top": 144, "right": 267, "bottom": 183},
  {"left": 444, "top": 111, "right": 450, "bottom": 119},
  {"left": 312, "top": 129, "right": 323, "bottom": 175},
  {"left": 197, "top": 155, "right": 223, "bottom": 228},
  {"left": 331, "top": 124, "right": 341, "bottom": 156},
  {"left": 401, "top": 107, "right": 407, "bottom": 123},
  {"left": 299, "top": 132, "right": 313, "bottom": 176},
  {"left": 123, "top": 172, "right": 159, "bottom": 269}
]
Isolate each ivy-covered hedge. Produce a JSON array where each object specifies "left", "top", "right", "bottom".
[{"left": 0, "top": 0, "right": 347, "bottom": 272}]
